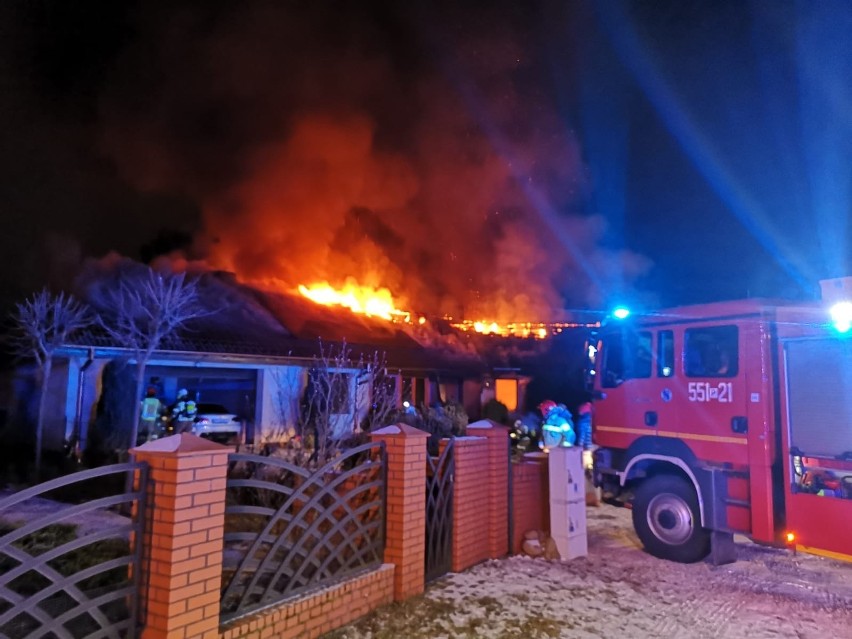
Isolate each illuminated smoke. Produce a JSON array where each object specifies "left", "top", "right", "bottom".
[{"left": 99, "top": 3, "right": 651, "bottom": 322}]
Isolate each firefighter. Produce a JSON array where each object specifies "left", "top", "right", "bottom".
[
  {"left": 576, "top": 397, "right": 595, "bottom": 470},
  {"left": 183, "top": 398, "right": 198, "bottom": 429},
  {"left": 576, "top": 398, "right": 593, "bottom": 449},
  {"left": 170, "top": 388, "right": 196, "bottom": 434},
  {"left": 539, "top": 399, "right": 576, "bottom": 449},
  {"left": 140, "top": 387, "right": 165, "bottom": 442}
]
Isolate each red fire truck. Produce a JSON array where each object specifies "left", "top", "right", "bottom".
[{"left": 591, "top": 279, "right": 852, "bottom": 564}]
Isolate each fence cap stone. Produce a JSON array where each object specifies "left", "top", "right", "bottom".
[
  {"left": 370, "top": 423, "right": 430, "bottom": 438},
  {"left": 467, "top": 419, "right": 507, "bottom": 430},
  {"left": 130, "top": 433, "right": 231, "bottom": 455}
]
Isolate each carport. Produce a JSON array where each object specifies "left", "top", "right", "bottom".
[{"left": 144, "top": 365, "right": 258, "bottom": 427}]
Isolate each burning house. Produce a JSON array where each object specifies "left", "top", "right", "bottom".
[
  {"left": 26, "top": 264, "right": 563, "bottom": 453},
  {"left": 0, "top": 1, "right": 655, "bottom": 461}
]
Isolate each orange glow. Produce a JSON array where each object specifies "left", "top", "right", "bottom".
[
  {"left": 297, "top": 280, "right": 599, "bottom": 339},
  {"left": 448, "top": 319, "right": 597, "bottom": 339},
  {"left": 495, "top": 378, "right": 518, "bottom": 411},
  {"left": 298, "top": 281, "right": 411, "bottom": 322},
  {"left": 785, "top": 531, "right": 796, "bottom": 544}
]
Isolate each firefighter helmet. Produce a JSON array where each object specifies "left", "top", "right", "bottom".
[{"left": 538, "top": 399, "right": 557, "bottom": 416}]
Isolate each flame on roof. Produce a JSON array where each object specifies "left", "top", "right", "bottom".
[{"left": 297, "top": 280, "right": 596, "bottom": 339}]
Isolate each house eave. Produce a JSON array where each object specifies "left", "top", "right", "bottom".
[
  {"left": 53, "top": 344, "right": 486, "bottom": 378},
  {"left": 54, "top": 345, "right": 320, "bottom": 368}
]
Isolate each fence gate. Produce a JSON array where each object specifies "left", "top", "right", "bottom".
[
  {"left": 0, "top": 462, "right": 148, "bottom": 639},
  {"left": 425, "top": 439, "right": 454, "bottom": 583},
  {"left": 220, "top": 442, "right": 387, "bottom": 622}
]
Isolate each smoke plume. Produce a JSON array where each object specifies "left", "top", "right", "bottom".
[{"left": 98, "top": 2, "right": 650, "bottom": 320}]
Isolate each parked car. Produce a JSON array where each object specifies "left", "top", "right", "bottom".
[{"left": 192, "top": 403, "right": 242, "bottom": 443}]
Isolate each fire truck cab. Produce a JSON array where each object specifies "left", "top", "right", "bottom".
[{"left": 591, "top": 281, "right": 852, "bottom": 564}]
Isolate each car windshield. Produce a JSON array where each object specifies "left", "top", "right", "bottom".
[{"left": 196, "top": 404, "right": 231, "bottom": 414}]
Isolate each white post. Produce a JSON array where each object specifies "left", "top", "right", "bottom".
[{"left": 548, "top": 446, "right": 588, "bottom": 559}]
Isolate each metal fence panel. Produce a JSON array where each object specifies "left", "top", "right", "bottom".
[
  {"left": 425, "top": 439, "right": 454, "bottom": 583},
  {"left": 220, "top": 442, "right": 386, "bottom": 622},
  {"left": 0, "top": 462, "right": 148, "bottom": 639}
]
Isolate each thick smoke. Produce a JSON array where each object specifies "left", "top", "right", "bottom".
[{"left": 99, "top": 2, "right": 650, "bottom": 320}]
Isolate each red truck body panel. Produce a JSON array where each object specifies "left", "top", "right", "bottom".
[{"left": 592, "top": 298, "right": 852, "bottom": 560}]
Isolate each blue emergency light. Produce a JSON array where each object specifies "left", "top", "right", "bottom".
[{"left": 830, "top": 302, "right": 852, "bottom": 334}]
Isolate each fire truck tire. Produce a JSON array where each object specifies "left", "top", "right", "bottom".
[{"left": 632, "top": 475, "right": 710, "bottom": 563}]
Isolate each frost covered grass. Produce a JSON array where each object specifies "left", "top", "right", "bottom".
[
  {"left": 324, "top": 591, "right": 565, "bottom": 639},
  {"left": 325, "top": 506, "right": 852, "bottom": 639}
]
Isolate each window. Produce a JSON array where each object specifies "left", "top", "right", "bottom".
[
  {"left": 684, "top": 325, "right": 738, "bottom": 378},
  {"left": 495, "top": 378, "right": 518, "bottom": 411},
  {"left": 602, "top": 330, "right": 652, "bottom": 387},
  {"left": 658, "top": 330, "right": 674, "bottom": 377}
]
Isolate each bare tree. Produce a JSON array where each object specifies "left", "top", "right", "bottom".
[
  {"left": 9, "top": 289, "right": 89, "bottom": 478},
  {"left": 302, "top": 340, "right": 357, "bottom": 464},
  {"left": 263, "top": 341, "right": 399, "bottom": 466},
  {"left": 357, "top": 351, "right": 399, "bottom": 433},
  {"left": 97, "top": 268, "right": 206, "bottom": 449}
]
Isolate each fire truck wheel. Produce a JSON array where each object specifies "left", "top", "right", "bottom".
[{"left": 632, "top": 474, "right": 710, "bottom": 563}]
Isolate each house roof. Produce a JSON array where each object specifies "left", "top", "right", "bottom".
[{"left": 69, "top": 266, "right": 486, "bottom": 377}]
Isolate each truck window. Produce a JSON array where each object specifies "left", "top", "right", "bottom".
[
  {"left": 658, "top": 330, "right": 674, "bottom": 377},
  {"left": 786, "top": 338, "right": 852, "bottom": 459},
  {"left": 684, "top": 325, "right": 738, "bottom": 377},
  {"left": 602, "top": 330, "right": 652, "bottom": 387}
]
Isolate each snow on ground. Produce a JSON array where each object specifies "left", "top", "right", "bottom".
[
  {"left": 326, "top": 505, "right": 852, "bottom": 639},
  {"left": 0, "top": 490, "right": 130, "bottom": 537}
]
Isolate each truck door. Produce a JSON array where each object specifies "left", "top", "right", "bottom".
[
  {"left": 595, "top": 327, "right": 674, "bottom": 448},
  {"left": 673, "top": 323, "right": 750, "bottom": 467}
]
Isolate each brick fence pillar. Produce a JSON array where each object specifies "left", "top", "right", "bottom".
[
  {"left": 369, "top": 424, "right": 428, "bottom": 601},
  {"left": 443, "top": 436, "right": 489, "bottom": 572},
  {"left": 511, "top": 454, "right": 550, "bottom": 553},
  {"left": 467, "top": 420, "right": 510, "bottom": 559},
  {"left": 131, "top": 434, "right": 230, "bottom": 639}
]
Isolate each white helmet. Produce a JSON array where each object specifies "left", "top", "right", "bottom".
[{"left": 177, "top": 388, "right": 188, "bottom": 399}]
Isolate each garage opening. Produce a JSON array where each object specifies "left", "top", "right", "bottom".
[{"left": 145, "top": 366, "right": 258, "bottom": 441}]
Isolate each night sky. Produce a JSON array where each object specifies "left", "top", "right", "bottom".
[{"left": 1, "top": 0, "right": 849, "bottom": 318}]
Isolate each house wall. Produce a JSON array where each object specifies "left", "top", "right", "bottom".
[
  {"left": 51, "top": 350, "right": 486, "bottom": 452},
  {"left": 256, "top": 364, "right": 368, "bottom": 443},
  {"left": 462, "top": 379, "right": 482, "bottom": 419},
  {"left": 79, "top": 359, "right": 108, "bottom": 450},
  {"left": 257, "top": 364, "right": 304, "bottom": 442},
  {"left": 43, "top": 358, "right": 73, "bottom": 451}
]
